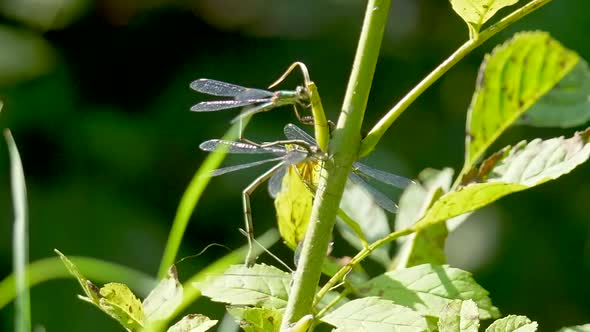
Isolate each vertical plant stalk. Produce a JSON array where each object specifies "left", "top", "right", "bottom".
[
  {"left": 359, "top": 0, "right": 553, "bottom": 158},
  {"left": 5, "top": 130, "right": 31, "bottom": 332},
  {"left": 280, "top": 0, "right": 392, "bottom": 329}
]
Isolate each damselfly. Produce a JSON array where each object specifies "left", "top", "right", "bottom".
[
  {"left": 190, "top": 79, "right": 312, "bottom": 129},
  {"left": 199, "top": 124, "right": 413, "bottom": 266},
  {"left": 199, "top": 136, "right": 324, "bottom": 267}
]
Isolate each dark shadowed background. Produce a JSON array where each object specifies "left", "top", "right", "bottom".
[{"left": 0, "top": 0, "right": 589, "bottom": 331}]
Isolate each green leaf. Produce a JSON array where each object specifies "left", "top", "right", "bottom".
[
  {"left": 98, "top": 283, "right": 144, "bottom": 331},
  {"left": 143, "top": 266, "right": 183, "bottom": 323},
  {"left": 449, "top": 0, "right": 519, "bottom": 36},
  {"left": 337, "top": 178, "right": 392, "bottom": 266},
  {"left": 438, "top": 300, "right": 480, "bottom": 332},
  {"left": 55, "top": 249, "right": 101, "bottom": 303},
  {"left": 518, "top": 59, "right": 590, "bottom": 128},
  {"left": 227, "top": 307, "right": 282, "bottom": 332},
  {"left": 5, "top": 129, "right": 31, "bottom": 332},
  {"left": 465, "top": 31, "right": 579, "bottom": 170},
  {"left": 485, "top": 315, "right": 537, "bottom": 332},
  {"left": 415, "top": 128, "right": 590, "bottom": 230},
  {"left": 194, "top": 264, "right": 290, "bottom": 309},
  {"left": 392, "top": 169, "right": 453, "bottom": 269},
  {"left": 357, "top": 264, "right": 500, "bottom": 320},
  {"left": 558, "top": 324, "right": 590, "bottom": 332},
  {"left": 167, "top": 314, "right": 218, "bottom": 332},
  {"left": 274, "top": 166, "right": 314, "bottom": 250},
  {"left": 321, "top": 296, "right": 428, "bottom": 332}
]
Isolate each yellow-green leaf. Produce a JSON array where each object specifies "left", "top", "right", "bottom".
[
  {"left": 274, "top": 166, "right": 314, "bottom": 249},
  {"left": 167, "top": 314, "right": 218, "bottom": 332},
  {"left": 227, "top": 307, "right": 282, "bottom": 332},
  {"left": 99, "top": 283, "right": 144, "bottom": 331},
  {"left": 416, "top": 128, "right": 590, "bottom": 230},
  {"left": 485, "top": 315, "right": 537, "bottom": 332},
  {"left": 54, "top": 249, "right": 100, "bottom": 303},
  {"left": 450, "top": 0, "right": 519, "bottom": 36},
  {"left": 465, "top": 32, "right": 579, "bottom": 170}
]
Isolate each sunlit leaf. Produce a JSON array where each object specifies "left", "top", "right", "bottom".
[
  {"left": 143, "top": 266, "right": 183, "bottom": 323},
  {"left": 450, "top": 0, "right": 519, "bottom": 36},
  {"left": 466, "top": 31, "right": 579, "bottom": 169},
  {"left": 558, "top": 324, "right": 590, "bottom": 332},
  {"left": 485, "top": 315, "right": 537, "bottom": 332},
  {"left": 321, "top": 297, "right": 428, "bottom": 332},
  {"left": 194, "top": 264, "right": 290, "bottom": 309},
  {"left": 227, "top": 307, "right": 282, "bottom": 332},
  {"left": 438, "top": 300, "right": 480, "bottom": 332},
  {"left": 54, "top": 249, "right": 100, "bottom": 303},
  {"left": 357, "top": 264, "right": 500, "bottom": 320},
  {"left": 98, "top": 283, "right": 144, "bottom": 331},
  {"left": 392, "top": 169, "right": 453, "bottom": 269},
  {"left": 274, "top": 166, "right": 314, "bottom": 249},
  {"left": 167, "top": 314, "right": 218, "bottom": 332},
  {"left": 415, "top": 128, "right": 590, "bottom": 230},
  {"left": 518, "top": 59, "right": 590, "bottom": 128}
]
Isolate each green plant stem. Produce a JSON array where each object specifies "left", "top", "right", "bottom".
[
  {"left": 359, "top": 0, "right": 553, "bottom": 158},
  {"left": 157, "top": 120, "right": 246, "bottom": 278},
  {"left": 0, "top": 256, "right": 156, "bottom": 310},
  {"left": 280, "top": 0, "right": 392, "bottom": 329},
  {"left": 314, "top": 227, "right": 414, "bottom": 304}
]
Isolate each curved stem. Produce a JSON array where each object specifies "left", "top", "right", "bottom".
[
  {"left": 315, "top": 227, "right": 414, "bottom": 304},
  {"left": 359, "top": 0, "right": 553, "bottom": 158},
  {"left": 280, "top": 0, "right": 392, "bottom": 329}
]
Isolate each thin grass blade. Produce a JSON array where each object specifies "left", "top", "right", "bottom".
[
  {"left": 4, "top": 130, "right": 31, "bottom": 332},
  {"left": 211, "top": 158, "right": 285, "bottom": 176}
]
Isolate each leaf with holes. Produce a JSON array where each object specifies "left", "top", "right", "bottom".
[
  {"left": 321, "top": 297, "right": 428, "bottom": 332},
  {"left": 194, "top": 264, "right": 290, "bottom": 309},
  {"left": 357, "top": 264, "right": 500, "bottom": 320},
  {"left": 415, "top": 128, "right": 590, "bottom": 230},
  {"left": 98, "top": 283, "right": 144, "bottom": 331},
  {"left": 518, "top": 59, "right": 590, "bottom": 128},
  {"left": 450, "top": 0, "right": 519, "bottom": 36},
  {"left": 485, "top": 315, "right": 537, "bottom": 332},
  {"left": 465, "top": 31, "right": 579, "bottom": 170},
  {"left": 227, "top": 307, "right": 282, "bottom": 332}
]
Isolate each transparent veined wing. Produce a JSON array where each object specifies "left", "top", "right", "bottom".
[
  {"left": 191, "top": 99, "right": 270, "bottom": 112},
  {"left": 348, "top": 172, "right": 398, "bottom": 213},
  {"left": 210, "top": 158, "right": 286, "bottom": 176},
  {"left": 352, "top": 162, "right": 413, "bottom": 189},
  {"left": 190, "top": 79, "right": 272, "bottom": 99},
  {"left": 199, "top": 139, "right": 286, "bottom": 154},
  {"left": 267, "top": 166, "right": 286, "bottom": 198},
  {"left": 283, "top": 123, "right": 316, "bottom": 145}
]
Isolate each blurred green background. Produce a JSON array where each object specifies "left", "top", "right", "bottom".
[{"left": 0, "top": 0, "right": 589, "bottom": 331}]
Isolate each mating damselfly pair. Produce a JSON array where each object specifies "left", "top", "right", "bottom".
[
  {"left": 192, "top": 62, "right": 411, "bottom": 266},
  {"left": 199, "top": 124, "right": 412, "bottom": 266}
]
